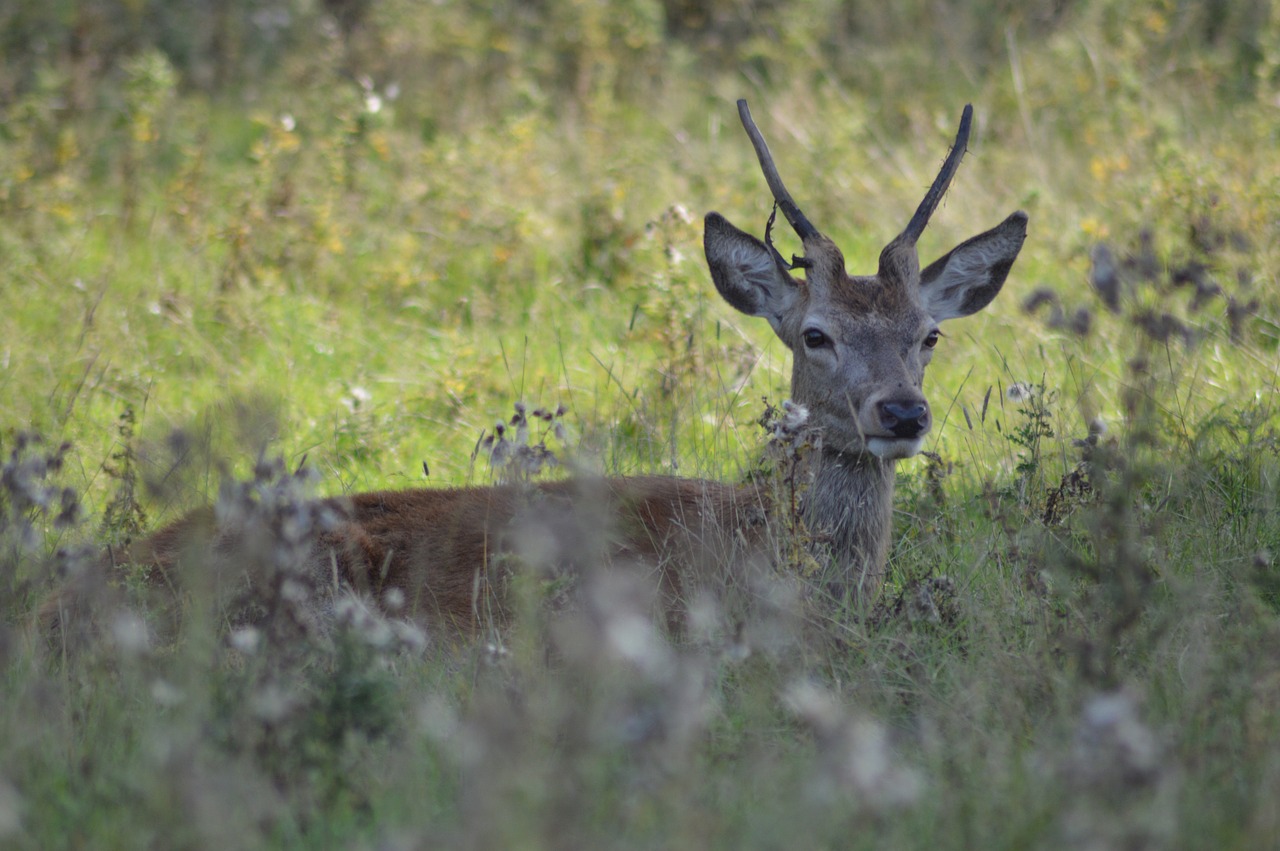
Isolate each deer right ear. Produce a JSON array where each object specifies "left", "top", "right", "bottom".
[
  {"left": 704, "top": 212, "right": 800, "bottom": 333},
  {"left": 919, "top": 211, "right": 1028, "bottom": 322}
]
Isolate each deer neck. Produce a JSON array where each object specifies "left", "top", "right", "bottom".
[{"left": 799, "top": 448, "right": 896, "bottom": 602}]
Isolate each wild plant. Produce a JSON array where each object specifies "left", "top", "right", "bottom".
[
  {"left": 117, "top": 48, "right": 176, "bottom": 227},
  {"left": 1000, "top": 380, "right": 1056, "bottom": 509},
  {"left": 1, "top": 434, "right": 81, "bottom": 623},
  {"left": 99, "top": 405, "right": 148, "bottom": 548},
  {"left": 756, "top": 397, "right": 820, "bottom": 577},
  {"left": 641, "top": 203, "right": 706, "bottom": 397},
  {"left": 475, "top": 401, "right": 568, "bottom": 485}
]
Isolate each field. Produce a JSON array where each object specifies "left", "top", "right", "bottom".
[{"left": 4, "top": 0, "right": 1280, "bottom": 847}]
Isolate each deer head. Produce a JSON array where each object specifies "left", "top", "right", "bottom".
[{"left": 705, "top": 100, "right": 1027, "bottom": 461}]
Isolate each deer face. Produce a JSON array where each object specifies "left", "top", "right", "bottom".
[{"left": 704, "top": 102, "right": 1027, "bottom": 461}]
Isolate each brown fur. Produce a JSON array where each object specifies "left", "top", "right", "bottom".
[{"left": 319, "top": 477, "right": 772, "bottom": 630}]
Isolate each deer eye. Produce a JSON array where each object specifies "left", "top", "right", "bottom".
[
  {"left": 922, "top": 329, "right": 941, "bottom": 349},
  {"left": 802, "top": 329, "right": 829, "bottom": 349}
]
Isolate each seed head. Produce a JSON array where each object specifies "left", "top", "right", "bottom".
[
  {"left": 1006, "top": 382, "right": 1034, "bottom": 402},
  {"left": 109, "top": 611, "right": 151, "bottom": 657},
  {"left": 229, "top": 626, "right": 262, "bottom": 655}
]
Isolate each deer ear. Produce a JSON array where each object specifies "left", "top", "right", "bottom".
[
  {"left": 704, "top": 212, "right": 800, "bottom": 333},
  {"left": 919, "top": 211, "right": 1028, "bottom": 321}
]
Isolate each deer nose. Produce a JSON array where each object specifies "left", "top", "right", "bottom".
[{"left": 878, "top": 400, "right": 930, "bottom": 438}]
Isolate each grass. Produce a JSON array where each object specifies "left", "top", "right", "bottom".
[{"left": 4, "top": 1, "right": 1280, "bottom": 847}]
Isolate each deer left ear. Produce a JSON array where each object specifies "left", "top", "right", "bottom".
[
  {"left": 703, "top": 212, "right": 801, "bottom": 333},
  {"left": 919, "top": 211, "right": 1028, "bottom": 321}
]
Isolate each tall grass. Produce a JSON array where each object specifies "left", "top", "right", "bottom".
[{"left": 3, "top": 1, "right": 1280, "bottom": 847}]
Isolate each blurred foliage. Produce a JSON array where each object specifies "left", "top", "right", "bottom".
[{"left": 1, "top": 0, "right": 1274, "bottom": 112}]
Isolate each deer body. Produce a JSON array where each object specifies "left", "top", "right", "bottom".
[
  {"left": 107, "top": 476, "right": 773, "bottom": 635},
  {"left": 53, "top": 101, "right": 1026, "bottom": 640}
]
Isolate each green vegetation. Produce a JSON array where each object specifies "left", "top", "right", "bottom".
[{"left": 4, "top": 0, "right": 1280, "bottom": 847}]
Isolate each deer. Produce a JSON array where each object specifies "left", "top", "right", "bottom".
[{"left": 43, "top": 100, "right": 1027, "bottom": 647}]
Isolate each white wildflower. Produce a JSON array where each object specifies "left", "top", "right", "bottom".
[
  {"left": 780, "top": 400, "right": 810, "bottom": 432},
  {"left": 345, "top": 385, "right": 372, "bottom": 411},
  {"left": 150, "top": 679, "right": 185, "bottom": 708},
  {"left": 228, "top": 626, "right": 262, "bottom": 655},
  {"left": 416, "top": 694, "right": 459, "bottom": 742},
  {"left": 383, "top": 587, "right": 405, "bottom": 611},
  {"left": 280, "top": 578, "right": 309, "bottom": 603},
  {"left": 334, "top": 595, "right": 386, "bottom": 646},
  {"left": 605, "top": 611, "right": 673, "bottom": 678},
  {"left": 391, "top": 620, "right": 428, "bottom": 654},
  {"left": 250, "top": 684, "right": 295, "bottom": 723},
  {"left": 109, "top": 611, "right": 151, "bottom": 656},
  {"left": 1073, "top": 689, "right": 1162, "bottom": 785}
]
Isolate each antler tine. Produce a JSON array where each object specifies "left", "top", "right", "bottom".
[
  {"left": 737, "top": 99, "right": 820, "bottom": 242},
  {"left": 901, "top": 104, "right": 973, "bottom": 244}
]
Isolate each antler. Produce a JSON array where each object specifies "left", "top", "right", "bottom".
[
  {"left": 879, "top": 104, "right": 973, "bottom": 284},
  {"left": 902, "top": 104, "right": 972, "bottom": 245},
  {"left": 737, "top": 99, "right": 819, "bottom": 243}
]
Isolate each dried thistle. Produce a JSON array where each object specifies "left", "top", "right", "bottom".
[
  {"left": 758, "top": 398, "right": 822, "bottom": 575},
  {"left": 784, "top": 680, "right": 923, "bottom": 811},
  {"left": 1090, "top": 243, "right": 1121, "bottom": 313},
  {"left": 1226, "top": 295, "right": 1259, "bottom": 344},
  {"left": 475, "top": 401, "right": 569, "bottom": 484}
]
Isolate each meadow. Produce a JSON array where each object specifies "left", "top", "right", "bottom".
[{"left": 3, "top": 0, "right": 1280, "bottom": 847}]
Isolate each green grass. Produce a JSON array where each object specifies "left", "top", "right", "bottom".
[{"left": 4, "top": 1, "right": 1280, "bottom": 848}]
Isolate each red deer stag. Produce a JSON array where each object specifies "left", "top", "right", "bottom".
[{"left": 49, "top": 100, "right": 1027, "bottom": 642}]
